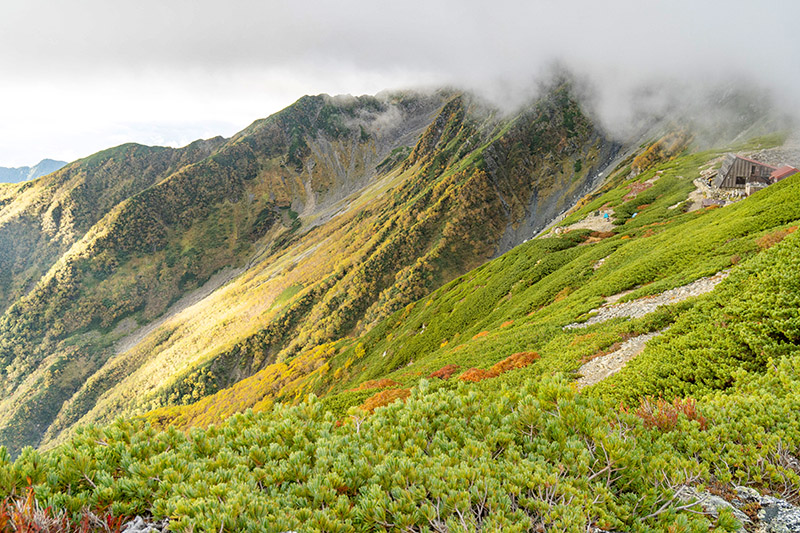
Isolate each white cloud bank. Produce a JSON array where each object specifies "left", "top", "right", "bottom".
[{"left": 0, "top": 0, "right": 797, "bottom": 166}]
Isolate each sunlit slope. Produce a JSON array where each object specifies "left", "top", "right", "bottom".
[
  {"left": 53, "top": 84, "right": 616, "bottom": 446},
  {"left": 143, "top": 134, "right": 799, "bottom": 429},
  {"left": 0, "top": 139, "right": 224, "bottom": 315},
  {"left": 0, "top": 83, "right": 620, "bottom": 454}
]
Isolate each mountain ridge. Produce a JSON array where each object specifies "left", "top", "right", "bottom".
[
  {"left": 0, "top": 80, "right": 791, "bottom": 459},
  {"left": 0, "top": 158, "right": 67, "bottom": 183},
  {"left": 0, "top": 79, "right": 799, "bottom": 532},
  {"left": 0, "top": 83, "right": 623, "bottom": 454},
  {"left": 2, "top": 129, "right": 800, "bottom": 531}
]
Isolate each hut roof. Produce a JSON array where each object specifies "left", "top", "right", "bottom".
[
  {"left": 734, "top": 155, "right": 777, "bottom": 170},
  {"left": 771, "top": 165, "right": 799, "bottom": 182}
]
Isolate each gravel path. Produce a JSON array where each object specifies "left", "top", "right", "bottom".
[
  {"left": 557, "top": 209, "right": 616, "bottom": 233},
  {"left": 576, "top": 329, "right": 667, "bottom": 390},
  {"left": 565, "top": 270, "right": 730, "bottom": 330}
]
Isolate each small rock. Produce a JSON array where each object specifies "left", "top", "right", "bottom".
[
  {"left": 734, "top": 485, "right": 761, "bottom": 502},
  {"left": 758, "top": 496, "right": 800, "bottom": 533},
  {"left": 676, "top": 486, "right": 751, "bottom": 526},
  {"left": 122, "top": 516, "right": 168, "bottom": 533}
]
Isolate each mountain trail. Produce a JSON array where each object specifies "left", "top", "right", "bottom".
[
  {"left": 565, "top": 269, "right": 730, "bottom": 330},
  {"left": 556, "top": 209, "right": 616, "bottom": 233},
  {"left": 576, "top": 329, "right": 667, "bottom": 390}
]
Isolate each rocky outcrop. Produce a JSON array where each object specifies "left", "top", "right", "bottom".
[
  {"left": 735, "top": 486, "right": 800, "bottom": 533},
  {"left": 677, "top": 485, "right": 800, "bottom": 533}
]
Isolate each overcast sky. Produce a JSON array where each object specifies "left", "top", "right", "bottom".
[{"left": 1, "top": 0, "right": 798, "bottom": 167}]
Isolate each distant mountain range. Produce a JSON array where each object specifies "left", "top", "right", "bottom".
[{"left": 0, "top": 159, "right": 67, "bottom": 183}]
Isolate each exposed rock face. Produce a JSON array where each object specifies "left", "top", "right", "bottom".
[
  {"left": 677, "top": 486, "right": 751, "bottom": 529},
  {"left": 735, "top": 486, "right": 800, "bottom": 533}
]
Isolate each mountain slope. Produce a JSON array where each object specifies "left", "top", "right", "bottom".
[
  {"left": 59, "top": 84, "right": 622, "bottom": 451},
  {"left": 0, "top": 140, "right": 225, "bottom": 315},
  {"left": 2, "top": 158, "right": 800, "bottom": 531},
  {"left": 138, "top": 133, "right": 797, "bottom": 431},
  {"left": 0, "top": 82, "right": 625, "bottom": 454}
]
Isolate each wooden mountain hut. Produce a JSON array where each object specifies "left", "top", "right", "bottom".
[{"left": 712, "top": 154, "right": 777, "bottom": 190}]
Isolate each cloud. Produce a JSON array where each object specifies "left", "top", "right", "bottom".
[{"left": 0, "top": 0, "right": 798, "bottom": 165}]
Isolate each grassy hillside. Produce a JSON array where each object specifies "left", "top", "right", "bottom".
[
  {"left": 2, "top": 223, "right": 800, "bottom": 530},
  {"left": 0, "top": 107, "right": 799, "bottom": 530},
  {"left": 141, "top": 134, "right": 795, "bottom": 431}
]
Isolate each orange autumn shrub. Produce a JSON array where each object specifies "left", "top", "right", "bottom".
[
  {"left": 756, "top": 226, "right": 798, "bottom": 250},
  {"left": 459, "top": 351, "right": 540, "bottom": 383},
  {"left": 428, "top": 364, "right": 460, "bottom": 380},
  {"left": 359, "top": 388, "right": 411, "bottom": 412},
  {"left": 490, "top": 351, "right": 540, "bottom": 374},
  {"left": 553, "top": 287, "right": 572, "bottom": 302},
  {"left": 458, "top": 368, "right": 495, "bottom": 383},
  {"left": 631, "top": 397, "right": 707, "bottom": 432},
  {"left": 0, "top": 487, "right": 125, "bottom": 533}
]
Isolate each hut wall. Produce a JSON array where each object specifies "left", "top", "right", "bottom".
[{"left": 719, "top": 157, "right": 774, "bottom": 189}]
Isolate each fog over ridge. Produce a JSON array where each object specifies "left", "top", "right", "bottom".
[{"left": 0, "top": 0, "right": 797, "bottom": 165}]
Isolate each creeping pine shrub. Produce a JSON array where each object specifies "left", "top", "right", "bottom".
[
  {"left": 630, "top": 397, "right": 707, "bottom": 432},
  {"left": 0, "top": 376, "right": 780, "bottom": 531}
]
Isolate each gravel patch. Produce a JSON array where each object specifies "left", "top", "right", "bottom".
[
  {"left": 576, "top": 329, "right": 667, "bottom": 390},
  {"left": 748, "top": 137, "right": 800, "bottom": 169},
  {"left": 565, "top": 270, "right": 730, "bottom": 330}
]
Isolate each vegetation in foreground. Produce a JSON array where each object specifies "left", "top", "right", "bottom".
[
  {"left": 0, "top": 76, "right": 797, "bottom": 531},
  {"left": 1, "top": 354, "right": 798, "bottom": 531},
  {"left": 2, "top": 165, "right": 800, "bottom": 531}
]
